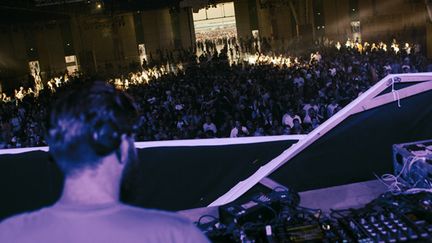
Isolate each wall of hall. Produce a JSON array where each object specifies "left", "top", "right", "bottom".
[
  {"left": 322, "top": 0, "right": 351, "bottom": 41},
  {"left": 231, "top": 0, "right": 429, "bottom": 56},
  {"left": 319, "top": 0, "right": 427, "bottom": 43},
  {"left": 70, "top": 8, "right": 196, "bottom": 73},
  {"left": 0, "top": 23, "right": 66, "bottom": 83},
  {"left": 177, "top": 8, "right": 196, "bottom": 49},
  {"left": 232, "top": 0, "right": 319, "bottom": 47},
  {"left": 256, "top": 3, "right": 272, "bottom": 38},
  {"left": 139, "top": 8, "right": 194, "bottom": 56},
  {"left": 358, "top": 0, "right": 426, "bottom": 43},
  {"left": 70, "top": 14, "right": 139, "bottom": 73},
  {"left": 35, "top": 25, "right": 66, "bottom": 76},
  {"left": 234, "top": 0, "right": 252, "bottom": 39},
  {"left": 0, "top": 27, "right": 30, "bottom": 79},
  {"left": 0, "top": 0, "right": 430, "bottom": 83},
  {"left": 118, "top": 14, "right": 140, "bottom": 64},
  {"left": 233, "top": 0, "right": 297, "bottom": 41},
  {"left": 141, "top": 9, "right": 174, "bottom": 55},
  {"left": 236, "top": 0, "right": 428, "bottom": 46},
  {"left": 269, "top": 5, "right": 294, "bottom": 40},
  {"left": 0, "top": 7, "right": 197, "bottom": 81}
]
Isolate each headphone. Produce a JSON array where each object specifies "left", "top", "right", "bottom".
[
  {"left": 87, "top": 81, "right": 125, "bottom": 156},
  {"left": 90, "top": 120, "right": 122, "bottom": 156}
]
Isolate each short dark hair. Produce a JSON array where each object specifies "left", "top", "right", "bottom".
[{"left": 47, "top": 80, "right": 138, "bottom": 176}]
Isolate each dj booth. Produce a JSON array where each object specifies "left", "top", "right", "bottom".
[{"left": 1, "top": 73, "right": 432, "bottom": 229}]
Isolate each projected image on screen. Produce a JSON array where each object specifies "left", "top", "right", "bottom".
[
  {"left": 65, "top": 55, "right": 79, "bottom": 75},
  {"left": 192, "top": 2, "right": 237, "bottom": 48}
]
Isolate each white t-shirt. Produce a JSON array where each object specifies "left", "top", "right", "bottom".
[
  {"left": 327, "top": 103, "right": 339, "bottom": 117},
  {"left": 230, "top": 126, "right": 249, "bottom": 138},
  {"left": 203, "top": 122, "right": 217, "bottom": 134},
  {"left": 303, "top": 114, "right": 312, "bottom": 124},
  {"left": 282, "top": 114, "right": 301, "bottom": 128},
  {"left": 0, "top": 202, "right": 209, "bottom": 243},
  {"left": 303, "top": 104, "right": 318, "bottom": 114}
]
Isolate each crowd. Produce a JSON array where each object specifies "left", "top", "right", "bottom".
[{"left": 0, "top": 38, "right": 430, "bottom": 148}]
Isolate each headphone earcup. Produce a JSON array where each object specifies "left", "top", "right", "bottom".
[{"left": 90, "top": 122, "right": 121, "bottom": 156}]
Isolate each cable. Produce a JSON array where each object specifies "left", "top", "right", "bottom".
[
  {"left": 404, "top": 188, "right": 432, "bottom": 194},
  {"left": 197, "top": 214, "right": 218, "bottom": 226},
  {"left": 375, "top": 156, "right": 427, "bottom": 194},
  {"left": 391, "top": 76, "right": 401, "bottom": 108}
]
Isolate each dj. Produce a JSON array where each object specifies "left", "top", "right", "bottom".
[{"left": 0, "top": 80, "right": 209, "bottom": 243}]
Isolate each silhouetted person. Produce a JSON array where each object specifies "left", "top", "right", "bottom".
[{"left": 0, "top": 80, "right": 209, "bottom": 243}]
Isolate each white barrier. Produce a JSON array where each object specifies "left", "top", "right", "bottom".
[
  {"left": 209, "top": 73, "right": 432, "bottom": 206},
  {"left": 0, "top": 135, "right": 306, "bottom": 155}
]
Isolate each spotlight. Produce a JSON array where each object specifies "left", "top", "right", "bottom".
[{"left": 94, "top": 0, "right": 103, "bottom": 10}]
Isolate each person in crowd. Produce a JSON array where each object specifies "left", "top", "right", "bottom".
[
  {"left": 291, "top": 118, "right": 304, "bottom": 134},
  {"left": 326, "top": 99, "right": 339, "bottom": 118},
  {"left": 0, "top": 38, "right": 429, "bottom": 147},
  {"left": 203, "top": 116, "right": 217, "bottom": 135},
  {"left": 282, "top": 109, "right": 302, "bottom": 129},
  {"left": 230, "top": 120, "right": 249, "bottom": 138}
]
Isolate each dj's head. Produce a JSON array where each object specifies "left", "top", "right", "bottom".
[{"left": 47, "top": 80, "right": 138, "bottom": 176}]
